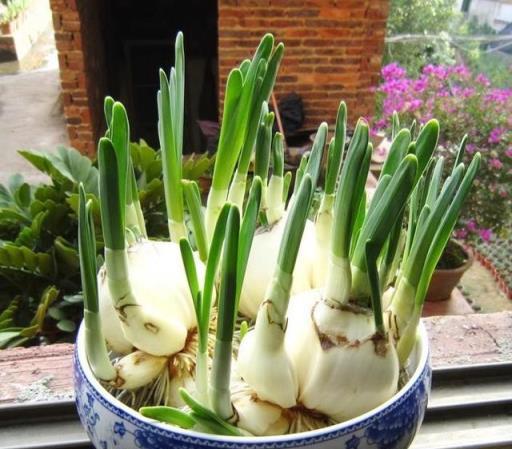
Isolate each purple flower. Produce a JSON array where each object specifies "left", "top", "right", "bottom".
[
  {"left": 467, "top": 219, "right": 477, "bottom": 232},
  {"left": 489, "top": 158, "right": 503, "bottom": 169},
  {"left": 485, "top": 88, "right": 512, "bottom": 104},
  {"left": 454, "top": 227, "right": 468, "bottom": 239},
  {"left": 381, "top": 63, "right": 406, "bottom": 81},
  {"left": 408, "top": 99, "right": 423, "bottom": 111},
  {"left": 413, "top": 76, "right": 428, "bottom": 92},
  {"left": 462, "top": 87, "right": 476, "bottom": 98},
  {"left": 479, "top": 228, "right": 492, "bottom": 242},
  {"left": 475, "top": 73, "right": 491, "bottom": 87},
  {"left": 450, "top": 64, "right": 471, "bottom": 79},
  {"left": 488, "top": 127, "right": 506, "bottom": 144},
  {"left": 374, "top": 118, "right": 387, "bottom": 130},
  {"left": 466, "top": 143, "right": 477, "bottom": 154},
  {"left": 423, "top": 64, "right": 448, "bottom": 80}
]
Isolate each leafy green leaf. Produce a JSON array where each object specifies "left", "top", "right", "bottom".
[
  {"left": 48, "top": 306, "right": 66, "bottom": 321},
  {"left": 0, "top": 331, "right": 22, "bottom": 348},
  {"left": 0, "top": 297, "right": 20, "bottom": 329},
  {"left": 67, "top": 192, "right": 101, "bottom": 226},
  {"left": 29, "top": 286, "right": 59, "bottom": 332},
  {"left": 56, "top": 319, "right": 76, "bottom": 333},
  {"left": 0, "top": 243, "right": 55, "bottom": 279},
  {"left": 63, "top": 293, "right": 83, "bottom": 304},
  {"left": 183, "top": 153, "right": 215, "bottom": 181},
  {"left": 19, "top": 147, "right": 99, "bottom": 196},
  {"left": 54, "top": 237, "right": 80, "bottom": 271}
]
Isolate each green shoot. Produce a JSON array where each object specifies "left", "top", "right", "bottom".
[
  {"left": 365, "top": 240, "right": 385, "bottom": 335},
  {"left": 98, "top": 138, "right": 124, "bottom": 251},
  {"left": 282, "top": 171, "right": 292, "bottom": 203},
  {"left": 183, "top": 180, "right": 208, "bottom": 262},
  {"left": 79, "top": 183, "right": 115, "bottom": 381},
  {"left": 237, "top": 177, "right": 263, "bottom": 306},
  {"left": 140, "top": 406, "right": 196, "bottom": 429},
  {"left": 351, "top": 155, "right": 418, "bottom": 302},
  {"left": 271, "top": 174, "right": 314, "bottom": 321},
  {"left": 292, "top": 152, "right": 309, "bottom": 197},
  {"left": 210, "top": 205, "right": 240, "bottom": 420},
  {"left": 324, "top": 102, "right": 347, "bottom": 195},
  {"left": 306, "top": 122, "right": 328, "bottom": 189},
  {"left": 330, "top": 119, "right": 369, "bottom": 261},
  {"left": 379, "top": 128, "right": 411, "bottom": 179},
  {"left": 392, "top": 111, "right": 400, "bottom": 140}
]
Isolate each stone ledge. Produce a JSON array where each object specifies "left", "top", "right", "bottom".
[
  {"left": 424, "top": 311, "right": 512, "bottom": 367},
  {"left": 1, "top": 312, "right": 511, "bottom": 404}
]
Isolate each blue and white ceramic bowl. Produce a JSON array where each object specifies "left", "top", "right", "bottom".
[{"left": 74, "top": 322, "right": 431, "bottom": 449}]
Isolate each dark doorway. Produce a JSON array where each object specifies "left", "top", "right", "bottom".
[{"left": 102, "top": 0, "right": 218, "bottom": 152}]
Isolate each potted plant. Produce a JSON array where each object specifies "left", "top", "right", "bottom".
[
  {"left": 73, "top": 32, "right": 480, "bottom": 448},
  {"left": 426, "top": 239, "right": 473, "bottom": 302}
]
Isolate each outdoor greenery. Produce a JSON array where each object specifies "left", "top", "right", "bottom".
[
  {"left": 378, "top": 0, "right": 512, "bottom": 244},
  {"left": 374, "top": 63, "right": 512, "bottom": 241},
  {"left": 0, "top": 143, "right": 214, "bottom": 348},
  {"left": 384, "top": 0, "right": 512, "bottom": 87},
  {"left": 384, "top": 0, "right": 459, "bottom": 74},
  {"left": 0, "top": 0, "right": 29, "bottom": 25}
]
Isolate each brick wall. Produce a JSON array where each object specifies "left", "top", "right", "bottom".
[
  {"left": 50, "top": 0, "right": 106, "bottom": 155},
  {"left": 218, "top": 0, "right": 390, "bottom": 128},
  {"left": 51, "top": 0, "right": 390, "bottom": 154}
]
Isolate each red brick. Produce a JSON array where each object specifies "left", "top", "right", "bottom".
[{"left": 62, "top": 20, "right": 81, "bottom": 32}]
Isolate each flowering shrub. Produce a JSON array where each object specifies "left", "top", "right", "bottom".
[{"left": 374, "top": 63, "right": 512, "bottom": 241}]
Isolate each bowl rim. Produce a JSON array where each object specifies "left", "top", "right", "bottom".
[{"left": 76, "top": 320, "right": 430, "bottom": 444}]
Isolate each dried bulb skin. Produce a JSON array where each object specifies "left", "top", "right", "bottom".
[
  {"left": 239, "top": 216, "right": 316, "bottom": 319},
  {"left": 98, "top": 240, "right": 203, "bottom": 356},
  {"left": 285, "top": 291, "right": 400, "bottom": 421}
]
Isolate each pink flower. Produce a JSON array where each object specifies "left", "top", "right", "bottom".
[
  {"left": 462, "top": 87, "right": 476, "bottom": 98},
  {"left": 466, "top": 143, "right": 476, "bottom": 154},
  {"left": 467, "top": 219, "right": 477, "bottom": 232},
  {"left": 408, "top": 99, "right": 423, "bottom": 111},
  {"left": 485, "top": 88, "right": 512, "bottom": 104},
  {"left": 450, "top": 64, "right": 471, "bottom": 79},
  {"left": 423, "top": 64, "right": 448, "bottom": 80},
  {"left": 479, "top": 228, "right": 492, "bottom": 242},
  {"left": 505, "top": 148, "right": 512, "bottom": 158},
  {"left": 489, "top": 158, "right": 503, "bottom": 169},
  {"left": 488, "top": 127, "right": 505, "bottom": 144},
  {"left": 374, "top": 118, "right": 387, "bottom": 130},
  {"left": 381, "top": 63, "right": 406, "bottom": 81},
  {"left": 413, "top": 76, "right": 428, "bottom": 92},
  {"left": 454, "top": 227, "right": 468, "bottom": 239},
  {"left": 475, "top": 73, "right": 491, "bottom": 87}
]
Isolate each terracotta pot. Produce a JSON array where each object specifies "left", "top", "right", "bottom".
[{"left": 425, "top": 242, "right": 473, "bottom": 302}]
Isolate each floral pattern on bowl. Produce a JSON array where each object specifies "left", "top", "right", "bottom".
[{"left": 74, "top": 322, "right": 431, "bottom": 449}]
